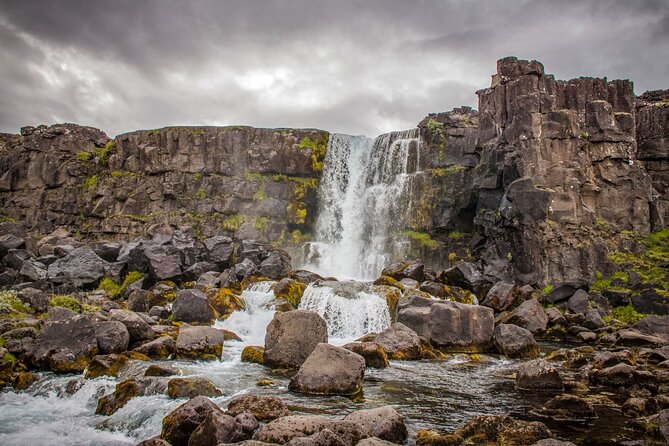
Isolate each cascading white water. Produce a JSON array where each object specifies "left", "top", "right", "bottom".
[
  {"left": 216, "top": 281, "right": 276, "bottom": 357},
  {"left": 299, "top": 281, "right": 391, "bottom": 343},
  {"left": 303, "top": 129, "right": 421, "bottom": 280}
]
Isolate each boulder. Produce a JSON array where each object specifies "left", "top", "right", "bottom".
[
  {"left": 482, "top": 282, "right": 517, "bottom": 312},
  {"left": 289, "top": 343, "right": 365, "bottom": 395},
  {"left": 182, "top": 261, "right": 220, "bottom": 283},
  {"left": 633, "top": 315, "right": 669, "bottom": 342},
  {"left": 109, "top": 310, "right": 155, "bottom": 345},
  {"left": 241, "top": 346, "right": 265, "bottom": 364},
  {"left": 188, "top": 411, "right": 246, "bottom": 446},
  {"left": 493, "top": 324, "right": 539, "bottom": 358},
  {"left": 566, "top": 289, "right": 590, "bottom": 314},
  {"left": 17, "top": 288, "right": 49, "bottom": 313},
  {"left": 94, "top": 321, "right": 130, "bottom": 354},
  {"left": 203, "top": 236, "right": 234, "bottom": 268},
  {"left": 381, "top": 260, "right": 425, "bottom": 282},
  {"left": 398, "top": 297, "right": 494, "bottom": 352},
  {"left": 531, "top": 394, "right": 596, "bottom": 420},
  {"left": 374, "top": 323, "right": 421, "bottom": 360},
  {"left": 252, "top": 415, "right": 329, "bottom": 444},
  {"left": 30, "top": 315, "right": 98, "bottom": 373},
  {"left": 285, "top": 429, "right": 346, "bottom": 446},
  {"left": 137, "top": 438, "right": 171, "bottom": 446},
  {"left": 343, "top": 406, "right": 407, "bottom": 444},
  {"left": 235, "top": 412, "right": 260, "bottom": 438},
  {"left": 264, "top": 310, "right": 328, "bottom": 369},
  {"left": 84, "top": 354, "right": 129, "bottom": 378},
  {"left": 96, "top": 377, "right": 164, "bottom": 415},
  {"left": 632, "top": 289, "right": 669, "bottom": 315},
  {"left": 545, "top": 307, "right": 566, "bottom": 326},
  {"left": 259, "top": 251, "right": 291, "bottom": 279},
  {"left": 46, "top": 246, "right": 110, "bottom": 287},
  {"left": 504, "top": 298, "right": 548, "bottom": 335},
  {"left": 176, "top": 325, "right": 226, "bottom": 360},
  {"left": 546, "top": 280, "right": 588, "bottom": 304},
  {"left": 227, "top": 395, "right": 291, "bottom": 421},
  {"left": 342, "top": 342, "right": 389, "bottom": 368},
  {"left": 590, "top": 363, "right": 657, "bottom": 391},
  {"left": 162, "top": 396, "right": 222, "bottom": 446},
  {"left": 167, "top": 377, "right": 222, "bottom": 399},
  {"left": 438, "top": 262, "right": 485, "bottom": 294},
  {"left": 172, "top": 289, "right": 215, "bottom": 324},
  {"left": 516, "top": 359, "right": 563, "bottom": 391},
  {"left": 274, "top": 278, "right": 307, "bottom": 309},
  {"left": 133, "top": 336, "right": 176, "bottom": 359}
]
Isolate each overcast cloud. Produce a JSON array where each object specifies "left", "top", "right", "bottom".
[{"left": 1, "top": 0, "right": 668, "bottom": 137}]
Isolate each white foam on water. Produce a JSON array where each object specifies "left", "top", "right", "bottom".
[
  {"left": 299, "top": 282, "right": 391, "bottom": 344},
  {"left": 303, "top": 129, "right": 421, "bottom": 280}
]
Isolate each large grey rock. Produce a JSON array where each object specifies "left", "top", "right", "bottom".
[
  {"left": 264, "top": 310, "right": 328, "bottom": 369},
  {"left": 398, "top": 297, "right": 494, "bottom": 352},
  {"left": 253, "top": 415, "right": 329, "bottom": 444},
  {"left": 188, "top": 410, "right": 246, "bottom": 446},
  {"left": 438, "top": 262, "right": 485, "bottom": 294},
  {"left": 504, "top": 298, "right": 548, "bottom": 335},
  {"left": 493, "top": 324, "right": 539, "bottom": 358},
  {"left": 289, "top": 343, "right": 365, "bottom": 395},
  {"left": 343, "top": 406, "right": 407, "bottom": 444},
  {"left": 566, "top": 289, "right": 590, "bottom": 314},
  {"left": 109, "top": 309, "right": 155, "bottom": 345},
  {"left": 161, "top": 396, "right": 222, "bottom": 446},
  {"left": 203, "top": 236, "right": 234, "bottom": 268},
  {"left": 482, "top": 281, "right": 517, "bottom": 312},
  {"left": 285, "top": 429, "right": 346, "bottom": 446},
  {"left": 516, "top": 359, "right": 563, "bottom": 391},
  {"left": 46, "top": 246, "right": 110, "bottom": 287},
  {"left": 168, "top": 377, "right": 222, "bottom": 399},
  {"left": 16, "top": 287, "right": 49, "bottom": 313},
  {"left": 259, "top": 251, "right": 291, "bottom": 279},
  {"left": 176, "top": 324, "right": 226, "bottom": 360},
  {"left": 94, "top": 320, "right": 130, "bottom": 354},
  {"left": 227, "top": 395, "right": 290, "bottom": 421},
  {"left": 30, "top": 315, "right": 99, "bottom": 373},
  {"left": 172, "top": 289, "right": 215, "bottom": 324},
  {"left": 133, "top": 336, "right": 176, "bottom": 359},
  {"left": 633, "top": 315, "right": 669, "bottom": 342},
  {"left": 374, "top": 323, "right": 421, "bottom": 360}
]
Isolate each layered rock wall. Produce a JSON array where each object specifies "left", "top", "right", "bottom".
[{"left": 0, "top": 125, "right": 328, "bottom": 256}]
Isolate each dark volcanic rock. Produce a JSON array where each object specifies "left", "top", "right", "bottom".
[
  {"left": 374, "top": 323, "right": 421, "bottom": 360},
  {"left": 172, "top": 289, "right": 215, "bottom": 324},
  {"left": 516, "top": 359, "right": 563, "bottom": 391},
  {"left": 398, "top": 297, "right": 494, "bottom": 352},
  {"left": 46, "top": 246, "right": 110, "bottom": 287},
  {"left": 162, "top": 396, "right": 222, "bottom": 446},
  {"left": 289, "top": 343, "right": 365, "bottom": 395},
  {"left": 493, "top": 324, "right": 539, "bottom": 358},
  {"left": 264, "top": 310, "right": 328, "bottom": 369},
  {"left": 227, "top": 395, "right": 290, "bottom": 421}
]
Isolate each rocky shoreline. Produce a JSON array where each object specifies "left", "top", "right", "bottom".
[{"left": 0, "top": 224, "right": 667, "bottom": 445}]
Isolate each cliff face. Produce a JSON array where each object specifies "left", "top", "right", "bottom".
[
  {"left": 417, "top": 57, "right": 667, "bottom": 285},
  {"left": 0, "top": 125, "right": 328, "bottom": 257},
  {"left": 0, "top": 57, "right": 666, "bottom": 285}
]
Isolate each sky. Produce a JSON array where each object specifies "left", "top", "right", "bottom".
[{"left": 1, "top": 0, "right": 668, "bottom": 138}]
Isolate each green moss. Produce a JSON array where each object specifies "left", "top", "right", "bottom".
[
  {"left": 594, "top": 219, "right": 610, "bottom": 230},
  {"left": 541, "top": 284, "right": 554, "bottom": 295},
  {"left": 83, "top": 174, "right": 99, "bottom": 191},
  {"left": 448, "top": 231, "right": 462, "bottom": 239},
  {"left": 253, "top": 185, "right": 267, "bottom": 201},
  {"left": 98, "top": 278, "right": 120, "bottom": 296},
  {"left": 432, "top": 165, "right": 466, "bottom": 177},
  {"left": 76, "top": 151, "right": 92, "bottom": 163},
  {"left": 291, "top": 229, "right": 304, "bottom": 243},
  {"left": 287, "top": 203, "right": 307, "bottom": 225},
  {"left": 299, "top": 134, "right": 329, "bottom": 171},
  {"left": 253, "top": 216, "right": 270, "bottom": 230},
  {"left": 196, "top": 189, "right": 206, "bottom": 199},
  {"left": 590, "top": 271, "right": 631, "bottom": 293},
  {"left": 403, "top": 231, "right": 439, "bottom": 249},
  {"left": 193, "top": 172, "right": 202, "bottom": 181},
  {"left": 612, "top": 305, "right": 646, "bottom": 325},
  {"left": 98, "top": 272, "right": 145, "bottom": 298},
  {"left": 94, "top": 141, "right": 115, "bottom": 165},
  {"left": 603, "top": 229, "right": 669, "bottom": 294},
  {"left": 222, "top": 214, "right": 245, "bottom": 231},
  {"left": 111, "top": 170, "right": 136, "bottom": 178},
  {"left": 0, "top": 291, "right": 33, "bottom": 317},
  {"left": 49, "top": 295, "right": 81, "bottom": 313}
]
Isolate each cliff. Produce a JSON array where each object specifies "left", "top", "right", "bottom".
[
  {"left": 0, "top": 125, "right": 328, "bottom": 257},
  {"left": 0, "top": 57, "right": 666, "bottom": 286},
  {"left": 415, "top": 57, "right": 667, "bottom": 285}
]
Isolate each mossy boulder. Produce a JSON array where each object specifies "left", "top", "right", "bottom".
[
  {"left": 84, "top": 354, "right": 129, "bottom": 379},
  {"left": 175, "top": 325, "right": 226, "bottom": 360},
  {"left": 373, "top": 276, "right": 404, "bottom": 290},
  {"left": 289, "top": 343, "right": 365, "bottom": 396},
  {"left": 167, "top": 377, "right": 222, "bottom": 399},
  {"left": 96, "top": 377, "right": 163, "bottom": 415},
  {"left": 342, "top": 342, "right": 389, "bottom": 368},
  {"left": 207, "top": 288, "right": 246, "bottom": 319},
  {"left": 226, "top": 394, "right": 290, "bottom": 421},
  {"left": 13, "top": 371, "right": 39, "bottom": 391},
  {"left": 241, "top": 346, "right": 265, "bottom": 364},
  {"left": 133, "top": 336, "right": 176, "bottom": 359},
  {"left": 372, "top": 285, "right": 402, "bottom": 322},
  {"left": 273, "top": 278, "right": 306, "bottom": 309},
  {"left": 161, "top": 396, "right": 222, "bottom": 446}
]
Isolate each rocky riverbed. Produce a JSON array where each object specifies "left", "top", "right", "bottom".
[{"left": 0, "top": 226, "right": 667, "bottom": 445}]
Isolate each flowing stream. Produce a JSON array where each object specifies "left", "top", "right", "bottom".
[
  {"left": 0, "top": 282, "right": 629, "bottom": 445},
  {"left": 303, "top": 130, "right": 421, "bottom": 280}
]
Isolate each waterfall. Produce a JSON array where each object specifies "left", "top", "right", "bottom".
[
  {"left": 216, "top": 281, "right": 276, "bottom": 354},
  {"left": 304, "top": 129, "right": 421, "bottom": 280},
  {"left": 299, "top": 281, "right": 391, "bottom": 343}
]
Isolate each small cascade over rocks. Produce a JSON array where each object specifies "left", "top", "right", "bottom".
[
  {"left": 216, "top": 281, "right": 276, "bottom": 354},
  {"left": 299, "top": 281, "right": 391, "bottom": 342},
  {"left": 304, "top": 129, "right": 422, "bottom": 280}
]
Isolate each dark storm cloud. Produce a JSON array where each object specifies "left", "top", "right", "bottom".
[{"left": 1, "top": 0, "right": 667, "bottom": 137}]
